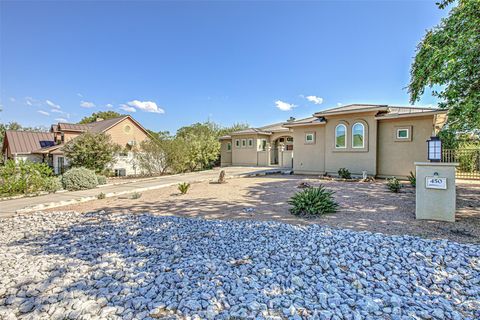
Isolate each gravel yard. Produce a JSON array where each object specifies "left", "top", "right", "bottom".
[
  {"left": 1, "top": 211, "right": 479, "bottom": 319},
  {"left": 50, "top": 175, "right": 480, "bottom": 243}
]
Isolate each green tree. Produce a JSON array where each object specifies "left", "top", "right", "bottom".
[
  {"left": 63, "top": 132, "right": 120, "bottom": 173},
  {"left": 78, "top": 111, "right": 125, "bottom": 124},
  {"left": 409, "top": 0, "right": 480, "bottom": 132},
  {"left": 176, "top": 122, "right": 221, "bottom": 171}
]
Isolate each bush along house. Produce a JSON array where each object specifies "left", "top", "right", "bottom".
[
  {"left": 2, "top": 116, "right": 150, "bottom": 176},
  {"left": 220, "top": 104, "right": 448, "bottom": 178}
]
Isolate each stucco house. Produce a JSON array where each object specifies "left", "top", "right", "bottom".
[
  {"left": 2, "top": 115, "right": 150, "bottom": 175},
  {"left": 220, "top": 104, "right": 447, "bottom": 178}
]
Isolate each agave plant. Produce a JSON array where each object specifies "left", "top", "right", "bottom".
[
  {"left": 288, "top": 185, "right": 338, "bottom": 216},
  {"left": 178, "top": 182, "right": 191, "bottom": 195}
]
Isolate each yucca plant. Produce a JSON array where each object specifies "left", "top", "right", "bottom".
[
  {"left": 408, "top": 171, "right": 416, "bottom": 187},
  {"left": 338, "top": 168, "right": 352, "bottom": 179},
  {"left": 288, "top": 186, "right": 338, "bottom": 216},
  {"left": 178, "top": 182, "right": 191, "bottom": 195}
]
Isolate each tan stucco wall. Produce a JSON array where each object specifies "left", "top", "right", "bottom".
[
  {"left": 105, "top": 118, "right": 149, "bottom": 148},
  {"left": 324, "top": 112, "right": 378, "bottom": 176},
  {"left": 220, "top": 140, "right": 232, "bottom": 166},
  {"left": 291, "top": 125, "right": 325, "bottom": 174},
  {"left": 63, "top": 131, "right": 81, "bottom": 143},
  {"left": 377, "top": 116, "right": 434, "bottom": 178},
  {"left": 231, "top": 135, "right": 259, "bottom": 166}
]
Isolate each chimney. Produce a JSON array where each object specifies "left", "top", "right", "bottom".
[{"left": 96, "top": 118, "right": 104, "bottom": 122}]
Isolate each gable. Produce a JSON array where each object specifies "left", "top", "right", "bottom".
[{"left": 103, "top": 117, "right": 149, "bottom": 147}]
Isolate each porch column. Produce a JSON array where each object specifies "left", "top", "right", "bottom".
[
  {"left": 278, "top": 145, "right": 285, "bottom": 167},
  {"left": 266, "top": 146, "right": 271, "bottom": 166}
]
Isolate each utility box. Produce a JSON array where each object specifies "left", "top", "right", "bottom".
[{"left": 415, "top": 162, "right": 458, "bottom": 222}]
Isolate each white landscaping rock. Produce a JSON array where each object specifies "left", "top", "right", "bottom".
[{"left": 0, "top": 211, "right": 479, "bottom": 319}]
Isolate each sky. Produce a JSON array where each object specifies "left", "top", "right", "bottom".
[{"left": 0, "top": 0, "right": 450, "bottom": 133}]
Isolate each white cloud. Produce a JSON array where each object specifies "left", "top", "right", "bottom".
[
  {"left": 9, "top": 97, "right": 16, "bottom": 102},
  {"left": 305, "top": 95, "right": 323, "bottom": 105},
  {"left": 50, "top": 109, "right": 64, "bottom": 114},
  {"left": 275, "top": 100, "right": 296, "bottom": 111},
  {"left": 55, "top": 118, "right": 68, "bottom": 122},
  {"left": 46, "top": 99, "right": 61, "bottom": 109},
  {"left": 105, "top": 103, "right": 113, "bottom": 108},
  {"left": 126, "top": 100, "right": 165, "bottom": 114},
  {"left": 337, "top": 103, "right": 343, "bottom": 107},
  {"left": 119, "top": 104, "right": 136, "bottom": 113},
  {"left": 80, "top": 101, "right": 95, "bottom": 108},
  {"left": 77, "top": 93, "right": 83, "bottom": 98},
  {"left": 37, "top": 110, "right": 49, "bottom": 116}
]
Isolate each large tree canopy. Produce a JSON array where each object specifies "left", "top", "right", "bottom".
[
  {"left": 78, "top": 111, "right": 125, "bottom": 124},
  {"left": 409, "top": 0, "right": 480, "bottom": 132}
]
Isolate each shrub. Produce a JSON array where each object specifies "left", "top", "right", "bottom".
[
  {"left": 131, "top": 192, "right": 142, "bottom": 199},
  {"left": 96, "top": 175, "right": 107, "bottom": 185},
  {"left": 62, "top": 167, "right": 98, "bottom": 191},
  {"left": 178, "top": 182, "right": 191, "bottom": 195},
  {"left": 0, "top": 160, "right": 54, "bottom": 196},
  {"left": 387, "top": 177, "right": 402, "bottom": 193},
  {"left": 338, "top": 168, "right": 352, "bottom": 179},
  {"left": 408, "top": 171, "right": 416, "bottom": 187},
  {"left": 97, "top": 192, "right": 106, "bottom": 199},
  {"left": 44, "top": 177, "right": 63, "bottom": 193},
  {"left": 288, "top": 186, "right": 338, "bottom": 216}
]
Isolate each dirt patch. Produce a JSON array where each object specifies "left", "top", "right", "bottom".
[{"left": 46, "top": 175, "right": 480, "bottom": 244}]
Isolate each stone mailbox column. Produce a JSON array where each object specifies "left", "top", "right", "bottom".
[{"left": 415, "top": 162, "right": 458, "bottom": 222}]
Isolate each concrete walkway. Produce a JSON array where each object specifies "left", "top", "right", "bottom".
[{"left": 0, "top": 167, "right": 284, "bottom": 218}]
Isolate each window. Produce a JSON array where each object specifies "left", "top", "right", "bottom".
[
  {"left": 397, "top": 128, "right": 409, "bottom": 139},
  {"left": 259, "top": 139, "right": 267, "bottom": 151},
  {"left": 235, "top": 139, "right": 240, "bottom": 148},
  {"left": 248, "top": 139, "right": 254, "bottom": 147},
  {"left": 124, "top": 125, "right": 131, "bottom": 134},
  {"left": 241, "top": 139, "right": 246, "bottom": 147},
  {"left": 305, "top": 132, "right": 315, "bottom": 144},
  {"left": 227, "top": 142, "right": 232, "bottom": 151},
  {"left": 352, "top": 123, "right": 365, "bottom": 148},
  {"left": 335, "top": 124, "right": 346, "bottom": 148}
]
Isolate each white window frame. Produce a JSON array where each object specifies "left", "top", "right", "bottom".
[
  {"left": 335, "top": 124, "right": 347, "bottom": 149},
  {"left": 305, "top": 132, "right": 315, "bottom": 144},
  {"left": 235, "top": 139, "right": 240, "bottom": 148},
  {"left": 248, "top": 138, "right": 254, "bottom": 148},
  {"left": 352, "top": 123, "right": 365, "bottom": 149},
  {"left": 241, "top": 139, "right": 247, "bottom": 148},
  {"left": 396, "top": 128, "right": 409, "bottom": 139}
]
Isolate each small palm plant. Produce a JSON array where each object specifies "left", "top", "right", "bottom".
[
  {"left": 288, "top": 186, "right": 338, "bottom": 216},
  {"left": 408, "top": 171, "right": 416, "bottom": 187},
  {"left": 178, "top": 182, "right": 191, "bottom": 195}
]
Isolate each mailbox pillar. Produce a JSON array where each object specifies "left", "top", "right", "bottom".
[{"left": 415, "top": 162, "right": 458, "bottom": 222}]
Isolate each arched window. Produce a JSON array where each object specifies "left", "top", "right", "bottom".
[
  {"left": 335, "top": 124, "right": 346, "bottom": 148},
  {"left": 352, "top": 123, "right": 365, "bottom": 148}
]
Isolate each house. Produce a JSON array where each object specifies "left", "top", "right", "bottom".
[
  {"left": 2, "top": 116, "right": 150, "bottom": 175},
  {"left": 220, "top": 104, "right": 448, "bottom": 178}
]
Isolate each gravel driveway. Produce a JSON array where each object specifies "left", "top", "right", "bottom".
[{"left": 1, "top": 211, "right": 479, "bottom": 319}]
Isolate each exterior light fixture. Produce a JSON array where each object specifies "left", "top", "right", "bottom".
[{"left": 427, "top": 136, "right": 442, "bottom": 162}]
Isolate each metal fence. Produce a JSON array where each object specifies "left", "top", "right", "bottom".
[{"left": 442, "top": 148, "right": 480, "bottom": 180}]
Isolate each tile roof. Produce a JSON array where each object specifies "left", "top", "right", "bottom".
[{"left": 4, "top": 131, "right": 55, "bottom": 154}]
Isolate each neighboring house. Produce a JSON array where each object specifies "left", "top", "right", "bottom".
[
  {"left": 220, "top": 104, "right": 448, "bottom": 178},
  {"left": 2, "top": 116, "right": 150, "bottom": 175}
]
